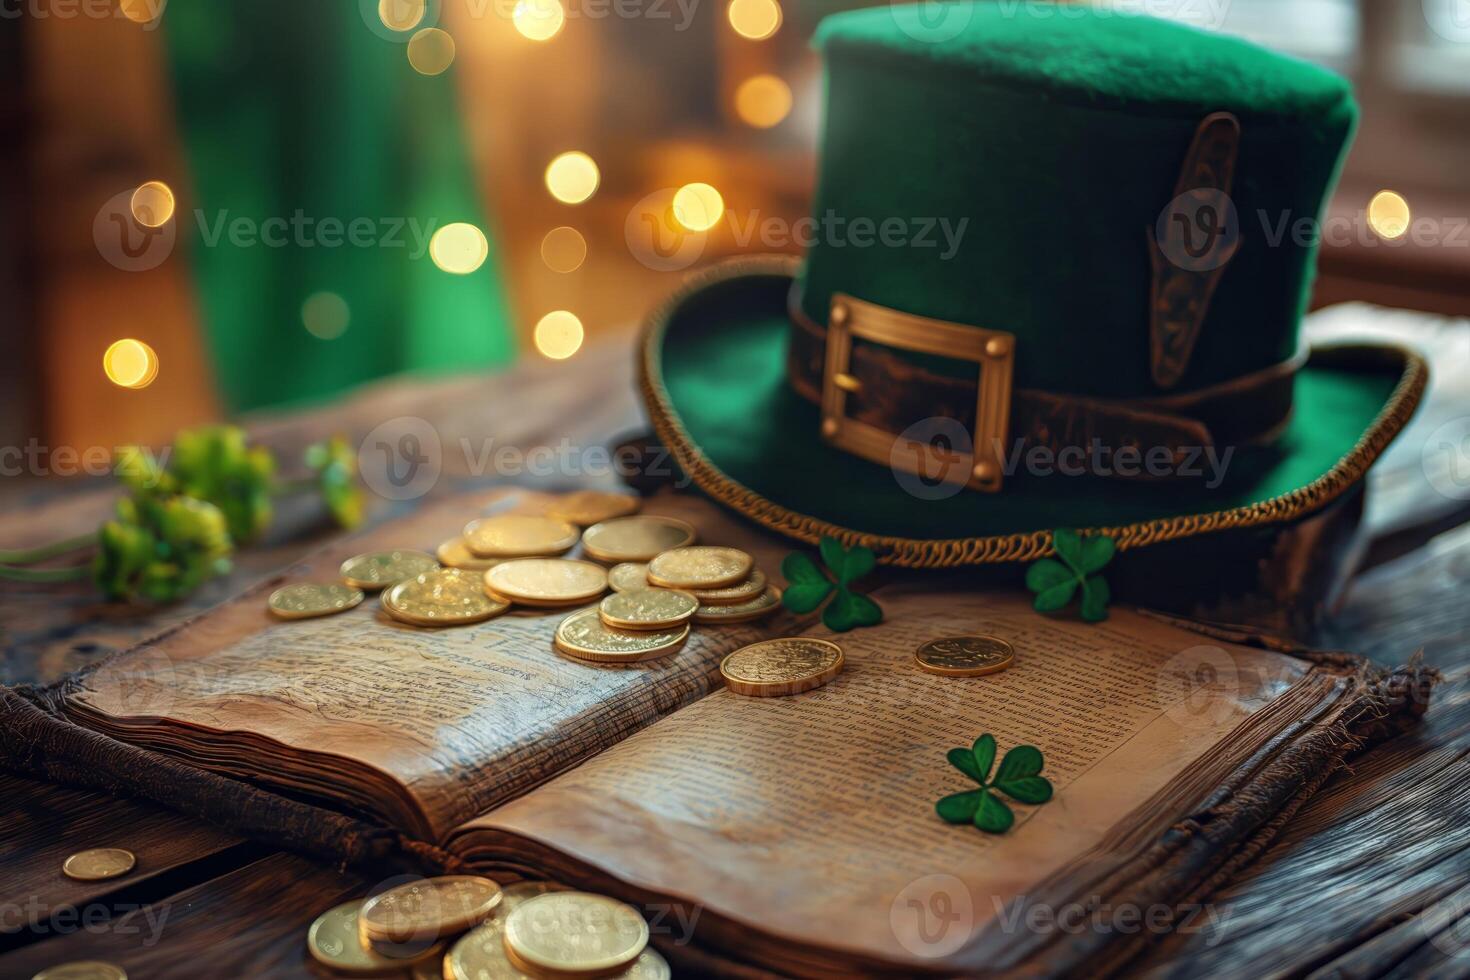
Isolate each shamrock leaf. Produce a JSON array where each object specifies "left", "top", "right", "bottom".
[
  {"left": 169, "top": 426, "right": 276, "bottom": 545},
  {"left": 780, "top": 552, "right": 834, "bottom": 614},
  {"left": 781, "top": 537, "right": 883, "bottom": 632},
  {"left": 305, "top": 436, "right": 365, "bottom": 530},
  {"left": 935, "top": 733, "right": 1053, "bottom": 834},
  {"left": 1025, "top": 529, "right": 1114, "bottom": 623},
  {"left": 95, "top": 494, "right": 233, "bottom": 603},
  {"left": 823, "top": 589, "right": 882, "bottom": 633}
]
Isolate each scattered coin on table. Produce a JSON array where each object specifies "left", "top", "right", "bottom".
[
  {"left": 485, "top": 558, "right": 609, "bottom": 608},
  {"left": 555, "top": 607, "right": 690, "bottom": 663},
  {"left": 546, "top": 490, "right": 642, "bottom": 526},
  {"left": 340, "top": 551, "right": 440, "bottom": 591},
  {"left": 359, "top": 875, "right": 503, "bottom": 945},
  {"left": 30, "top": 963, "right": 128, "bottom": 980},
  {"left": 436, "top": 536, "right": 502, "bottom": 571},
  {"left": 307, "top": 900, "right": 445, "bottom": 976},
  {"left": 61, "top": 847, "right": 136, "bottom": 882},
  {"left": 721, "top": 637, "right": 844, "bottom": 697},
  {"left": 502, "top": 892, "right": 650, "bottom": 977},
  {"left": 599, "top": 588, "right": 700, "bottom": 631},
  {"left": 462, "top": 515, "right": 580, "bottom": 559},
  {"left": 268, "top": 583, "right": 365, "bottom": 620},
  {"left": 383, "top": 569, "right": 510, "bottom": 627},
  {"left": 913, "top": 635, "right": 1016, "bottom": 677},
  {"left": 647, "top": 546, "right": 754, "bottom": 590},
  {"left": 693, "top": 586, "right": 782, "bottom": 625},
  {"left": 581, "top": 515, "right": 697, "bottom": 563},
  {"left": 607, "top": 562, "right": 650, "bottom": 593}
]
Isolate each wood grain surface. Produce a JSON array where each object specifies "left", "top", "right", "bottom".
[{"left": 2, "top": 313, "right": 1468, "bottom": 979}]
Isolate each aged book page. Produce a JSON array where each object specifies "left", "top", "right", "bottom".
[
  {"left": 454, "top": 584, "right": 1341, "bottom": 972},
  {"left": 64, "top": 488, "right": 799, "bottom": 842}
]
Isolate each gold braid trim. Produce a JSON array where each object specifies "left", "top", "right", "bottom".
[{"left": 638, "top": 255, "right": 1429, "bottom": 569}]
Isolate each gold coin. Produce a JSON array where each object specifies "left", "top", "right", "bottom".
[
  {"left": 436, "top": 536, "right": 502, "bottom": 571},
  {"left": 307, "top": 900, "right": 444, "bottom": 975},
  {"left": 61, "top": 848, "right": 136, "bottom": 881},
  {"left": 268, "top": 583, "right": 365, "bottom": 620},
  {"left": 341, "top": 551, "right": 440, "bottom": 591},
  {"left": 720, "top": 637, "right": 844, "bottom": 697},
  {"left": 384, "top": 569, "right": 510, "bottom": 627},
  {"left": 503, "top": 942, "right": 671, "bottom": 979},
  {"left": 546, "top": 490, "right": 642, "bottom": 526},
  {"left": 599, "top": 589, "right": 699, "bottom": 631},
  {"left": 914, "top": 635, "right": 1015, "bottom": 677},
  {"left": 647, "top": 546, "right": 753, "bottom": 590},
  {"left": 31, "top": 963, "right": 128, "bottom": 980},
  {"left": 485, "top": 558, "right": 608, "bottom": 607},
  {"left": 554, "top": 607, "right": 688, "bottom": 663},
  {"left": 502, "top": 892, "right": 649, "bottom": 976},
  {"left": 463, "top": 515, "right": 580, "bottom": 559},
  {"left": 606, "top": 562, "right": 649, "bottom": 593},
  {"left": 580, "top": 516, "right": 697, "bottom": 563},
  {"left": 448, "top": 882, "right": 613, "bottom": 980},
  {"left": 686, "top": 567, "right": 767, "bottom": 606},
  {"left": 693, "top": 586, "right": 783, "bottom": 625},
  {"left": 360, "top": 875, "right": 504, "bottom": 945}
]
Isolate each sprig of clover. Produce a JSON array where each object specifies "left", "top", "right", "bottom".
[
  {"left": 781, "top": 537, "right": 883, "bottom": 632},
  {"left": 936, "top": 734, "right": 1054, "bottom": 834},
  {"left": 1025, "top": 528, "right": 1115, "bottom": 623}
]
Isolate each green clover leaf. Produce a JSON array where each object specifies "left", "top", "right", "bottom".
[
  {"left": 935, "top": 734, "right": 1053, "bottom": 834},
  {"left": 780, "top": 537, "right": 883, "bottom": 633},
  {"left": 94, "top": 493, "right": 233, "bottom": 603},
  {"left": 166, "top": 426, "right": 277, "bottom": 545},
  {"left": 1026, "top": 528, "right": 1114, "bottom": 623},
  {"left": 305, "top": 436, "right": 365, "bottom": 530}
]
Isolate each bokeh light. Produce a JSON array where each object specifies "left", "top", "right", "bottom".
[
  {"left": 130, "top": 181, "right": 175, "bottom": 228},
  {"left": 727, "top": 0, "right": 781, "bottom": 40},
  {"left": 735, "top": 74, "right": 792, "bottom": 128},
  {"left": 534, "top": 311, "right": 584, "bottom": 360},
  {"left": 408, "top": 28, "right": 456, "bottom": 75},
  {"left": 103, "top": 339, "right": 159, "bottom": 390},
  {"left": 544, "top": 152, "right": 600, "bottom": 205},
  {"left": 540, "top": 226, "right": 588, "bottom": 273},
  {"left": 118, "top": 0, "right": 162, "bottom": 25},
  {"left": 1367, "top": 190, "right": 1411, "bottom": 240},
  {"left": 430, "top": 222, "right": 490, "bottom": 274},
  {"left": 301, "top": 292, "right": 351, "bottom": 340},
  {"left": 378, "top": 0, "right": 427, "bottom": 31},
  {"left": 672, "top": 183, "right": 724, "bottom": 232},
  {"left": 513, "top": 0, "right": 566, "bottom": 41}
]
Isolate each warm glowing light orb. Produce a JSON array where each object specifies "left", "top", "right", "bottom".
[
  {"left": 119, "top": 0, "right": 162, "bottom": 24},
  {"left": 735, "top": 74, "right": 792, "bottom": 128},
  {"left": 727, "top": 0, "right": 781, "bottom": 40},
  {"left": 130, "top": 181, "right": 175, "bottom": 228},
  {"left": 408, "top": 28, "right": 456, "bottom": 75},
  {"left": 103, "top": 339, "right": 159, "bottom": 390},
  {"left": 1367, "top": 190, "right": 1411, "bottom": 240},
  {"left": 302, "top": 292, "right": 351, "bottom": 339},
  {"left": 430, "top": 222, "right": 490, "bottom": 274},
  {"left": 672, "top": 183, "right": 724, "bottom": 232},
  {"left": 534, "top": 310, "right": 584, "bottom": 360},
  {"left": 544, "top": 152, "right": 600, "bottom": 205},
  {"left": 513, "top": 0, "right": 566, "bottom": 41},
  {"left": 378, "top": 0, "right": 426, "bottom": 31},
  {"left": 540, "top": 226, "right": 587, "bottom": 273}
]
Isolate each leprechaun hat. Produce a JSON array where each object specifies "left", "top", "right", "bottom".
[{"left": 639, "top": 3, "right": 1425, "bottom": 568}]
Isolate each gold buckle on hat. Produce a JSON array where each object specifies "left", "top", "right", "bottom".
[{"left": 819, "top": 293, "right": 1015, "bottom": 493}]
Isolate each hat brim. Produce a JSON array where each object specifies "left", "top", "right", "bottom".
[{"left": 638, "top": 256, "right": 1427, "bottom": 567}]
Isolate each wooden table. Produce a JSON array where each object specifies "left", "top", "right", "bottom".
[{"left": 3, "top": 308, "right": 1469, "bottom": 979}]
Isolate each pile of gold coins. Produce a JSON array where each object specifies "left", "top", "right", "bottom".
[
  {"left": 268, "top": 490, "right": 787, "bottom": 671},
  {"left": 305, "top": 875, "right": 669, "bottom": 979}
]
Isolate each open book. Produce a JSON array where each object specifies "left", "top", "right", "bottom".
[{"left": 9, "top": 489, "right": 1430, "bottom": 976}]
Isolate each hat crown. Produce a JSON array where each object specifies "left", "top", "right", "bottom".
[{"left": 795, "top": 2, "right": 1357, "bottom": 398}]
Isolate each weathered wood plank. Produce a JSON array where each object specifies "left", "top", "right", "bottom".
[{"left": 0, "top": 852, "right": 366, "bottom": 980}]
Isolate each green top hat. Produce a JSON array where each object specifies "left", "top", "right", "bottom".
[{"left": 640, "top": 2, "right": 1425, "bottom": 567}]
